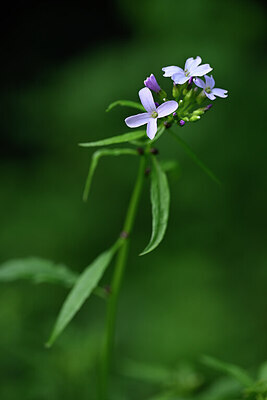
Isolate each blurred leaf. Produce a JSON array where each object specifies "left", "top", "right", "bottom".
[
  {"left": 244, "top": 380, "right": 267, "bottom": 399},
  {"left": 79, "top": 130, "right": 146, "bottom": 148},
  {"left": 258, "top": 361, "right": 267, "bottom": 381},
  {"left": 121, "top": 358, "right": 171, "bottom": 384},
  {"left": 46, "top": 240, "right": 122, "bottom": 347},
  {"left": 201, "top": 355, "right": 253, "bottom": 387},
  {"left": 169, "top": 129, "right": 221, "bottom": 184},
  {"left": 160, "top": 160, "right": 180, "bottom": 174},
  {"left": 145, "top": 391, "right": 177, "bottom": 400},
  {"left": 195, "top": 376, "right": 242, "bottom": 400},
  {"left": 0, "top": 258, "right": 77, "bottom": 287},
  {"left": 140, "top": 156, "right": 170, "bottom": 256},
  {"left": 106, "top": 100, "right": 145, "bottom": 112},
  {"left": 83, "top": 148, "right": 137, "bottom": 201}
]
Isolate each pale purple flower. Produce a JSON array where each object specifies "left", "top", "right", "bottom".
[
  {"left": 194, "top": 75, "right": 228, "bottom": 100},
  {"left": 162, "top": 56, "right": 212, "bottom": 85},
  {"left": 144, "top": 74, "right": 161, "bottom": 93},
  {"left": 125, "top": 87, "right": 178, "bottom": 140}
]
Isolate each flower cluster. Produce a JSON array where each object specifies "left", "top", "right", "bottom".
[{"left": 125, "top": 56, "right": 228, "bottom": 139}]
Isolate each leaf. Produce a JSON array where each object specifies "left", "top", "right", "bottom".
[
  {"left": 121, "top": 358, "right": 171, "bottom": 384},
  {"left": 0, "top": 258, "right": 77, "bottom": 287},
  {"left": 79, "top": 130, "right": 146, "bottom": 148},
  {"left": 160, "top": 160, "right": 180, "bottom": 174},
  {"left": 46, "top": 240, "right": 122, "bottom": 347},
  {"left": 169, "top": 129, "right": 221, "bottom": 184},
  {"left": 83, "top": 148, "right": 137, "bottom": 202},
  {"left": 258, "top": 361, "right": 267, "bottom": 381},
  {"left": 106, "top": 100, "right": 145, "bottom": 113},
  {"left": 201, "top": 355, "right": 254, "bottom": 387},
  {"left": 140, "top": 156, "right": 170, "bottom": 256}
]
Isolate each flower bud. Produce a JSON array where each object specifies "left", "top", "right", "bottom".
[
  {"left": 179, "top": 120, "right": 185, "bottom": 126},
  {"left": 158, "top": 89, "right": 167, "bottom": 101},
  {"left": 144, "top": 74, "right": 161, "bottom": 93},
  {"left": 192, "top": 108, "right": 205, "bottom": 116},
  {"left": 189, "top": 115, "right": 200, "bottom": 122},
  {"left": 172, "top": 84, "right": 180, "bottom": 98},
  {"left": 205, "top": 104, "right": 213, "bottom": 111}
]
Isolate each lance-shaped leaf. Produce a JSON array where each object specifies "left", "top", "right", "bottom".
[
  {"left": 79, "top": 130, "right": 146, "bottom": 148},
  {"left": 0, "top": 258, "right": 109, "bottom": 300},
  {"left": 201, "top": 355, "right": 254, "bottom": 387},
  {"left": 46, "top": 240, "right": 122, "bottom": 347},
  {"left": 140, "top": 156, "right": 170, "bottom": 256},
  {"left": 0, "top": 258, "right": 77, "bottom": 287},
  {"left": 106, "top": 100, "right": 145, "bottom": 113},
  {"left": 83, "top": 148, "right": 137, "bottom": 202},
  {"left": 169, "top": 129, "right": 221, "bottom": 184}
]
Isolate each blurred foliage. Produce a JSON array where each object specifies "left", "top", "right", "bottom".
[{"left": 0, "top": 0, "right": 266, "bottom": 398}]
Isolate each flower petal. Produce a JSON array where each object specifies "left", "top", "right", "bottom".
[
  {"left": 162, "top": 66, "right": 183, "bottom": 77},
  {"left": 191, "top": 64, "right": 213, "bottom": 77},
  {"left": 146, "top": 118, "right": 158, "bottom": 140},
  {"left": 139, "top": 87, "right": 156, "bottom": 113},
  {"left": 172, "top": 72, "right": 188, "bottom": 85},
  {"left": 205, "top": 92, "right": 216, "bottom": 101},
  {"left": 125, "top": 112, "right": 151, "bottom": 128},
  {"left": 205, "top": 75, "right": 215, "bottom": 89},
  {"left": 212, "top": 88, "right": 228, "bottom": 98},
  {"left": 194, "top": 77, "right": 205, "bottom": 89},
  {"left": 185, "top": 56, "right": 202, "bottom": 72},
  {"left": 157, "top": 101, "right": 178, "bottom": 118}
]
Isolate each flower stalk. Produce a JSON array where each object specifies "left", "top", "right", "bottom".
[{"left": 99, "top": 155, "right": 147, "bottom": 399}]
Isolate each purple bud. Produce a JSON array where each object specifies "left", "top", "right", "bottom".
[
  {"left": 205, "top": 104, "right": 213, "bottom": 111},
  {"left": 155, "top": 102, "right": 160, "bottom": 107},
  {"left": 144, "top": 74, "right": 161, "bottom": 93},
  {"left": 173, "top": 112, "right": 177, "bottom": 117},
  {"left": 179, "top": 120, "right": 185, "bottom": 126},
  {"left": 188, "top": 77, "right": 193, "bottom": 85}
]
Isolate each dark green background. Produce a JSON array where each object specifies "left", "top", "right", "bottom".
[{"left": 0, "top": 0, "right": 266, "bottom": 398}]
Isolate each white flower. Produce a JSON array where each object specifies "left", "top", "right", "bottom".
[
  {"left": 162, "top": 56, "right": 213, "bottom": 85},
  {"left": 125, "top": 88, "right": 178, "bottom": 140},
  {"left": 194, "top": 75, "right": 228, "bottom": 100}
]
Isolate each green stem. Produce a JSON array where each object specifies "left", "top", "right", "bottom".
[{"left": 100, "top": 155, "right": 146, "bottom": 399}]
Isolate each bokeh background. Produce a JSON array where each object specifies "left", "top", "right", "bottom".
[{"left": 0, "top": 0, "right": 266, "bottom": 399}]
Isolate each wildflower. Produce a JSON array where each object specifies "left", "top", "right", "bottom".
[
  {"left": 144, "top": 74, "right": 161, "bottom": 93},
  {"left": 162, "top": 56, "right": 212, "bottom": 85},
  {"left": 125, "top": 88, "right": 178, "bottom": 140},
  {"left": 194, "top": 75, "right": 228, "bottom": 100}
]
